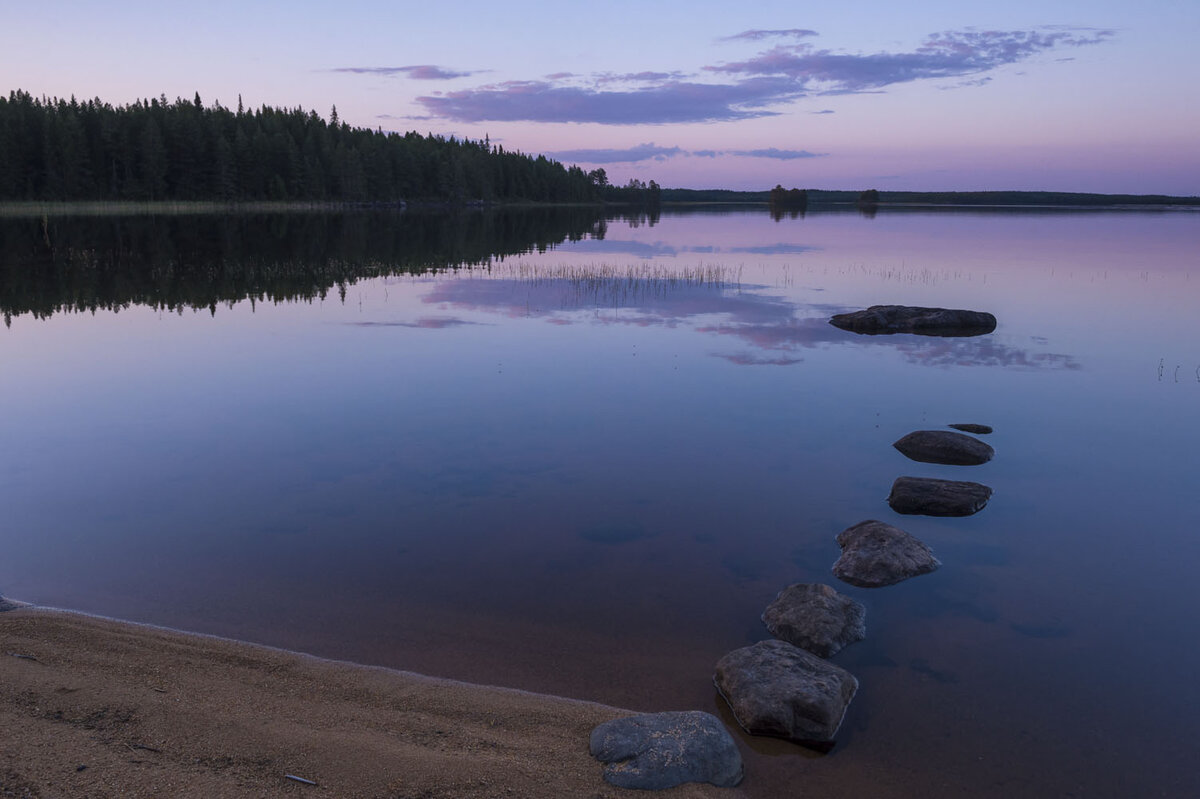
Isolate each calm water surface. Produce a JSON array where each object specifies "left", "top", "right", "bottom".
[{"left": 2, "top": 207, "right": 1198, "bottom": 797}]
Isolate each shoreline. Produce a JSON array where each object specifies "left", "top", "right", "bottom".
[{"left": 0, "top": 604, "right": 738, "bottom": 798}]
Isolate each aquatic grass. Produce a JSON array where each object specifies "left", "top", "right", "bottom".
[{"left": 473, "top": 261, "right": 744, "bottom": 310}]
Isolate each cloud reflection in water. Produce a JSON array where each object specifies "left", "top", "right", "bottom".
[{"left": 421, "top": 268, "right": 1080, "bottom": 370}]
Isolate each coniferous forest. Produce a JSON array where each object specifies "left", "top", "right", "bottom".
[{"left": 0, "top": 91, "right": 609, "bottom": 204}]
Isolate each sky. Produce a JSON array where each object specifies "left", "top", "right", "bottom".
[{"left": 3, "top": 1, "right": 1198, "bottom": 193}]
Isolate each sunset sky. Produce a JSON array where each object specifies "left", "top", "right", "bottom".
[{"left": 4, "top": 0, "right": 1197, "bottom": 193}]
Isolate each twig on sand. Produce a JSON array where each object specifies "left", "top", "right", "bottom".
[
  {"left": 6, "top": 651, "right": 40, "bottom": 662},
  {"left": 284, "top": 774, "right": 318, "bottom": 786},
  {"left": 126, "top": 743, "right": 162, "bottom": 753}
]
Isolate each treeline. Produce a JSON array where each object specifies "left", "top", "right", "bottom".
[
  {"left": 583, "top": 168, "right": 662, "bottom": 206},
  {"left": 659, "top": 188, "right": 771, "bottom": 203},
  {"left": 665, "top": 187, "right": 1200, "bottom": 208},
  {"left": 862, "top": 190, "right": 1200, "bottom": 207},
  {"left": 0, "top": 207, "right": 609, "bottom": 324},
  {"left": 0, "top": 90, "right": 603, "bottom": 204}
]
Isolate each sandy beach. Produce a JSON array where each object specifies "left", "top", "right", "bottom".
[{"left": 0, "top": 606, "right": 741, "bottom": 798}]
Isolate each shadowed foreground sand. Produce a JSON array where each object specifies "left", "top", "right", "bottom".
[{"left": 0, "top": 608, "right": 740, "bottom": 798}]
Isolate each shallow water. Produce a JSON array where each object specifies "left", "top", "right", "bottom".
[{"left": 2, "top": 206, "right": 1198, "bottom": 797}]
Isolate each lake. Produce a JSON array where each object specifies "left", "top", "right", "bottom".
[{"left": 2, "top": 205, "right": 1197, "bottom": 797}]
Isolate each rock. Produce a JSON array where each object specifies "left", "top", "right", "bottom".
[
  {"left": 887, "top": 476, "right": 992, "bottom": 516},
  {"left": 829, "top": 305, "right": 997, "bottom": 336},
  {"left": 893, "top": 430, "right": 994, "bottom": 465},
  {"left": 0, "top": 596, "right": 18, "bottom": 612},
  {"left": 714, "top": 639, "right": 858, "bottom": 746},
  {"left": 832, "top": 520, "right": 941, "bottom": 588},
  {"left": 589, "top": 711, "right": 743, "bottom": 790},
  {"left": 762, "top": 583, "right": 866, "bottom": 658},
  {"left": 949, "top": 423, "right": 993, "bottom": 435}
]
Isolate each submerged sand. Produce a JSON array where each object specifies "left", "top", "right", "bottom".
[{"left": 0, "top": 607, "right": 740, "bottom": 798}]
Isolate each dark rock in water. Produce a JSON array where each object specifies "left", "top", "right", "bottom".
[
  {"left": 589, "top": 710, "right": 743, "bottom": 790},
  {"left": 714, "top": 639, "right": 858, "bottom": 745},
  {"left": 949, "top": 423, "right": 993, "bottom": 435},
  {"left": 893, "top": 430, "right": 994, "bottom": 465},
  {"left": 888, "top": 476, "right": 992, "bottom": 516},
  {"left": 829, "top": 305, "right": 997, "bottom": 336},
  {"left": 0, "top": 596, "right": 18, "bottom": 612},
  {"left": 762, "top": 583, "right": 866, "bottom": 658},
  {"left": 832, "top": 520, "right": 941, "bottom": 588}
]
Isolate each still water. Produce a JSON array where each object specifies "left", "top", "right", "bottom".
[{"left": 2, "top": 207, "right": 1197, "bottom": 797}]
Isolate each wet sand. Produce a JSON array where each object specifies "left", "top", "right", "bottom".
[{"left": 0, "top": 606, "right": 739, "bottom": 798}]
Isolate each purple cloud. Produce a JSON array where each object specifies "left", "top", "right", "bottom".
[
  {"left": 348, "top": 318, "right": 484, "bottom": 328},
  {"left": 332, "top": 65, "right": 478, "bottom": 80},
  {"left": 595, "top": 71, "right": 686, "bottom": 85},
  {"left": 546, "top": 142, "right": 684, "bottom": 164},
  {"left": 717, "top": 353, "right": 805, "bottom": 366},
  {"left": 722, "top": 29, "right": 819, "bottom": 42},
  {"left": 417, "top": 77, "right": 798, "bottom": 124},
  {"left": 708, "top": 28, "right": 1114, "bottom": 92},
  {"left": 523, "top": 143, "right": 829, "bottom": 164},
  {"left": 727, "top": 243, "right": 820, "bottom": 255},
  {"left": 727, "top": 148, "right": 826, "bottom": 160},
  {"left": 416, "top": 27, "right": 1113, "bottom": 125}
]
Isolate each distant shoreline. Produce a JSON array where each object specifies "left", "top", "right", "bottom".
[{"left": 2, "top": 192, "right": 1198, "bottom": 219}]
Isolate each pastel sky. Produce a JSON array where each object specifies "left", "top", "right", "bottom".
[{"left": 4, "top": 1, "right": 1198, "bottom": 193}]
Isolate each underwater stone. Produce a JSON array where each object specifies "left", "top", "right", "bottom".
[
  {"left": 830, "top": 305, "right": 996, "bottom": 336},
  {"left": 833, "top": 520, "right": 941, "bottom": 588},
  {"left": 762, "top": 583, "right": 866, "bottom": 658},
  {"left": 893, "top": 430, "right": 994, "bottom": 465},
  {"left": 714, "top": 639, "right": 858, "bottom": 746},
  {"left": 589, "top": 711, "right": 743, "bottom": 789},
  {"left": 888, "top": 476, "right": 993, "bottom": 516}
]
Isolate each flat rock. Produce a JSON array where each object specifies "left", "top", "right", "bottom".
[
  {"left": 949, "top": 423, "right": 993, "bottom": 435},
  {"left": 888, "top": 476, "right": 992, "bottom": 516},
  {"left": 832, "top": 520, "right": 941, "bottom": 588},
  {"left": 829, "top": 305, "right": 997, "bottom": 336},
  {"left": 762, "top": 583, "right": 866, "bottom": 658},
  {"left": 714, "top": 639, "right": 858, "bottom": 745},
  {"left": 893, "top": 430, "right": 994, "bottom": 465},
  {"left": 589, "top": 710, "right": 743, "bottom": 790}
]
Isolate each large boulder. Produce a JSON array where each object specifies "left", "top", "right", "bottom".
[
  {"left": 893, "top": 430, "right": 994, "bottom": 465},
  {"left": 589, "top": 711, "right": 743, "bottom": 789},
  {"left": 948, "top": 423, "right": 993, "bottom": 435},
  {"left": 888, "top": 476, "right": 992, "bottom": 516},
  {"left": 715, "top": 639, "right": 858, "bottom": 746},
  {"left": 762, "top": 583, "right": 866, "bottom": 658},
  {"left": 832, "top": 520, "right": 941, "bottom": 588},
  {"left": 829, "top": 305, "right": 997, "bottom": 336}
]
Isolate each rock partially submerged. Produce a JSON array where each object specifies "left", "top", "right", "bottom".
[
  {"left": 0, "top": 596, "right": 18, "bottom": 613},
  {"left": 589, "top": 711, "right": 743, "bottom": 790},
  {"left": 888, "top": 476, "right": 992, "bottom": 517},
  {"left": 714, "top": 639, "right": 858, "bottom": 746},
  {"left": 762, "top": 583, "right": 866, "bottom": 658},
  {"left": 949, "top": 423, "right": 993, "bottom": 435},
  {"left": 832, "top": 520, "right": 941, "bottom": 588},
  {"left": 829, "top": 305, "right": 997, "bottom": 336},
  {"left": 893, "top": 430, "right": 994, "bottom": 465}
]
